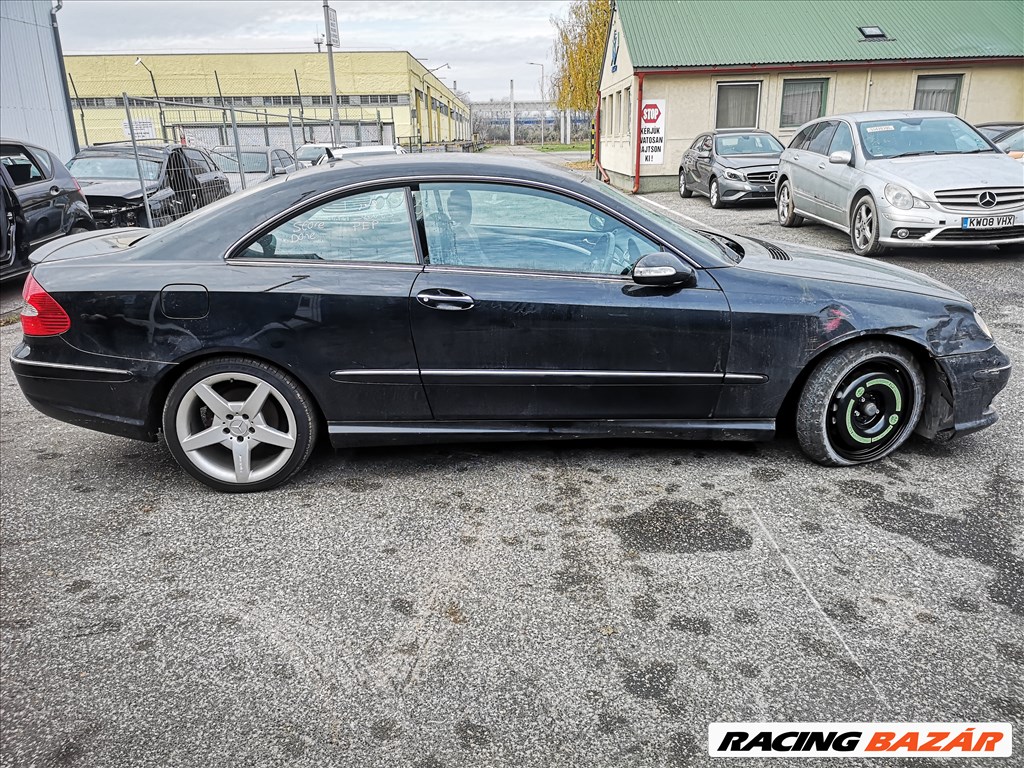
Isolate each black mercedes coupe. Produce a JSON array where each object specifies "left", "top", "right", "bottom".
[{"left": 10, "top": 155, "right": 1010, "bottom": 491}]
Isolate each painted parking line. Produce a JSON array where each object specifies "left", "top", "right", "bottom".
[{"left": 634, "top": 195, "right": 710, "bottom": 228}]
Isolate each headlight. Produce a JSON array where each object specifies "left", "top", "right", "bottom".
[
  {"left": 884, "top": 183, "right": 914, "bottom": 210},
  {"left": 973, "top": 310, "right": 994, "bottom": 340},
  {"left": 723, "top": 169, "right": 744, "bottom": 181}
]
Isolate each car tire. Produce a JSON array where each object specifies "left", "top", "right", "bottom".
[
  {"left": 709, "top": 178, "right": 725, "bottom": 209},
  {"left": 678, "top": 170, "right": 693, "bottom": 198},
  {"left": 796, "top": 341, "right": 925, "bottom": 467},
  {"left": 850, "top": 196, "right": 884, "bottom": 257},
  {"left": 776, "top": 179, "right": 803, "bottom": 227},
  {"left": 162, "top": 357, "right": 318, "bottom": 492}
]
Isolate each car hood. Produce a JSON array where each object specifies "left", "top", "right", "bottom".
[
  {"left": 719, "top": 154, "right": 781, "bottom": 170},
  {"left": 866, "top": 154, "right": 1024, "bottom": 192},
  {"left": 77, "top": 178, "right": 161, "bottom": 201},
  {"left": 726, "top": 235, "right": 966, "bottom": 301}
]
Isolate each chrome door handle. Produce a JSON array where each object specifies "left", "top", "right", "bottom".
[
  {"left": 416, "top": 289, "right": 475, "bottom": 311},
  {"left": 817, "top": 162, "right": 826, "bottom": 169}
]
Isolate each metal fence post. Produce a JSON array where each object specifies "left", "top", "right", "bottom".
[
  {"left": 288, "top": 110, "right": 297, "bottom": 154},
  {"left": 122, "top": 92, "right": 154, "bottom": 228},
  {"left": 229, "top": 107, "right": 246, "bottom": 191}
]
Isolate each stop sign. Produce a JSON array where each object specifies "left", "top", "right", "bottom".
[{"left": 642, "top": 103, "right": 661, "bottom": 123}]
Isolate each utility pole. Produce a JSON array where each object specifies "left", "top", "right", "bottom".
[
  {"left": 528, "top": 62, "right": 545, "bottom": 148},
  {"left": 322, "top": 0, "right": 341, "bottom": 145},
  {"left": 509, "top": 80, "right": 515, "bottom": 146}
]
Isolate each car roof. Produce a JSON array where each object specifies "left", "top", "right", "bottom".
[
  {"left": 0, "top": 136, "right": 52, "bottom": 154},
  {"left": 76, "top": 142, "right": 176, "bottom": 158},
  {"left": 212, "top": 146, "right": 275, "bottom": 152},
  {"left": 806, "top": 110, "right": 958, "bottom": 124},
  {"left": 711, "top": 129, "right": 775, "bottom": 135}
]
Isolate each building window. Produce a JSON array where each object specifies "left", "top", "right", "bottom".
[
  {"left": 914, "top": 75, "right": 963, "bottom": 113},
  {"left": 618, "top": 87, "right": 626, "bottom": 135},
  {"left": 716, "top": 82, "right": 760, "bottom": 129},
  {"left": 780, "top": 79, "right": 828, "bottom": 128}
]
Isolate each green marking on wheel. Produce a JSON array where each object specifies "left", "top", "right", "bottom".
[
  {"left": 864, "top": 377, "right": 902, "bottom": 410},
  {"left": 855, "top": 386, "right": 865, "bottom": 397},
  {"left": 889, "top": 414, "right": 899, "bottom": 426}
]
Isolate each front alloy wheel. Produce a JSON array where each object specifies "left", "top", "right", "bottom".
[
  {"left": 796, "top": 342, "right": 924, "bottom": 466},
  {"left": 851, "top": 196, "right": 883, "bottom": 256},
  {"left": 163, "top": 358, "right": 317, "bottom": 492},
  {"left": 709, "top": 178, "right": 725, "bottom": 209}
]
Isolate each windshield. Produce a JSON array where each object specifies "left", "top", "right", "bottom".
[
  {"left": 67, "top": 155, "right": 162, "bottom": 180},
  {"left": 295, "top": 146, "right": 327, "bottom": 162},
  {"left": 715, "top": 134, "right": 783, "bottom": 155},
  {"left": 857, "top": 116, "right": 993, "bottom": 159},
  {"left": 211, "top": 151, "right": 269, "bottom": 174},
  {"left": 996, "top": 128, "right": 1023, "bottom": 153}
]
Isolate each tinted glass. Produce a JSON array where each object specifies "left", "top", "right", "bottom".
[
  {"left": 807, "top": 121, "right": 838, "bottom": 154},
  {"left": 419, "top": 183, "right": 660, "bottom": 275},
  {"left": 829, "top": 122, "right": 854, "bottom": 156},
  {"left": 0, "top": 146, "right": 46, "bottom": 186},
  {"left": 242, "top": 188, "right": 417, "bottom": 263},
  {"left": 789, "top": 125, "right": 815, "bottom": 150},
  {"left": 996, "top": 128, "right": 1023, "bottom": 152}
]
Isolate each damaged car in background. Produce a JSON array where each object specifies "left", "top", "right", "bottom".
[
  {"left": 67, "top": 142, "right": 231, "bottom": 228},
  {"left": 10, "top": 155, "right": 1012, "bottom": 492}
]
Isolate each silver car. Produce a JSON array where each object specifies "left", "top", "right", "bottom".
[
  {"left": 775, "top": 110, "right": 1024, "bottom": 256},
  {"left": 209, "top": 146, "right": 301, "bottom": 193}
]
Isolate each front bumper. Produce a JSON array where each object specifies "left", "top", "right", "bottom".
[
  {"left": 917, "top": 345, "right": 1012, "bottom": 441},
  {"left": 718, "top": 176, "right": 776, "bottom": 203},
  {"left": 879, "top": 204, "right": 1024, "bottom": 247}
]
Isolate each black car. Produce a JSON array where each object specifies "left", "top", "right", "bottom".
[
  {"left": 11, "top": 155, "right": 1010, "bottom": 492},
  {"left": 1, "top": 138, "right": 94, "bottom": 280},
  {"left": 975, "top": 121, "right": 1023, "bottom": 141},
  {"left": 67, "top": 142, "right": 231, "bottom": 228},
  {"left": 679, "top": 130, "right": 784, "bottom": 208}
]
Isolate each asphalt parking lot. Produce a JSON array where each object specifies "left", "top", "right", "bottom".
[{"left": 1, "top": 173, "right": 1023, "bottom": 767}]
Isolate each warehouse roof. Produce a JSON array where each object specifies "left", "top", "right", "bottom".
[{"left": 618, "top": 0, "right": 1024, "bottom": 69}]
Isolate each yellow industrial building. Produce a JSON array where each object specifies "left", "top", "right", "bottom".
[{"left": 64, "top": 52, "right": 469, "bottom": 149}]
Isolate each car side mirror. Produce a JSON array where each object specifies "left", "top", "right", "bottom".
[
  {"left": 829, "top": 150, "right": 853, "bottom": 165},
  {"left": 272, "top": 167, "right": 287, "bottom": 176},
  {"left": 632, "top": 253, "right": 697, "bottom": 287}
]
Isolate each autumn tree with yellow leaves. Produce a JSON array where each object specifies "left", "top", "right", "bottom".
[{"left": 551, "top": 0, "right": 613, "bottom": 112}]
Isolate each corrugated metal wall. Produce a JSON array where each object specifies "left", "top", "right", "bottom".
[{"left": 0, "top": 0, "right": 76, "bottom": 161}]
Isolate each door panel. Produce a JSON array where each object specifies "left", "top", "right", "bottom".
[{"left": 409, "top": 268, "right": 731, "bottom": 420}]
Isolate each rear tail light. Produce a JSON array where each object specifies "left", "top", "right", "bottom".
[{"left": 21, "top": 274, "right": 71, "bottom": 336}]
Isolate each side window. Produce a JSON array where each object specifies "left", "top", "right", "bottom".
[
  {"left": 418, "top": 183, "right": 661, "bottom": 276},
  {"left": 829, "top": 122, "right": 854, "bottom": 156},
  {"left": 689, "top": 135, "right": 706, "bottom": 151},
  {"left": 701, "top": 136, "right": 713, "bottom": 152},
  {"left": 240, "top": 188, "right": 418, "bottom": 263},
  {"left": 0, "top": 145, "right": 46, "bottom": 185},
  {"left": 183, "top": 148, "right": 211, "bottom": 172},
  {"left": 789, "top": 125, "right": 815, "bottom": 150},
  {"left": 272, "top": 151, "right": 288, "bottom": 171},
  {"left": 29, "top": 148, "right": 53, "bottom": 178},
  {"left": 807, "top": 121, "right": 838, "bottom": 155}
]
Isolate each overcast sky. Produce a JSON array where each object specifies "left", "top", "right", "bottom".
[{"left": 58, "top": 0, "right": 570, "bottom": 101}]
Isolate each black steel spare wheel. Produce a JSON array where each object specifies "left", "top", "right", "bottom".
[{"left": 797, "top": 342, "right": 924, "bottom": 466}]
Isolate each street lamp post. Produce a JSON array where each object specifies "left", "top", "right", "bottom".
[
  {"left": 134, "top": 57, "right": 166, "bottom": 141},
  {"left": 322, "top": 0, "right": 342, "bottom": 145},
  {"left": 528, "top": 61, "right": 545, "bottom": 148}
]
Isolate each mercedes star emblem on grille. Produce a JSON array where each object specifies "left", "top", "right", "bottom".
[
  {"left": 769, "top": 172, "right": 778, "bottom": 183},
  {"left": 978, "top": 191, "right": 998, "bottom": 208}
]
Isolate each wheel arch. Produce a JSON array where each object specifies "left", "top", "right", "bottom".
[
  {"left": 147, "top": 349, "right": 329, "bottom": 439},
  {"left": 848, "top": 188, "right": 876, "bottom": 220},
  {"left": 775, "top": 332, "right": 943, "bottom": 435}
]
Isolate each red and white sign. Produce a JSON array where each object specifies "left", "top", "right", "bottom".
[
  {"left": 639, "top": 99, "right": 665, "bottom": 165},
  {"left": 708, "top": 723, "right": 1012, "bottom": 758}
]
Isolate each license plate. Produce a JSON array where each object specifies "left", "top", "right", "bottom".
[{"left": 962, "top": 215, "right": 1013, "bottom": 229}]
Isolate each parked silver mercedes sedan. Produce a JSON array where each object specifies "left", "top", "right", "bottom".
[{"left": 775, "top": 110, "right": 1024, "bottom": 256}]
